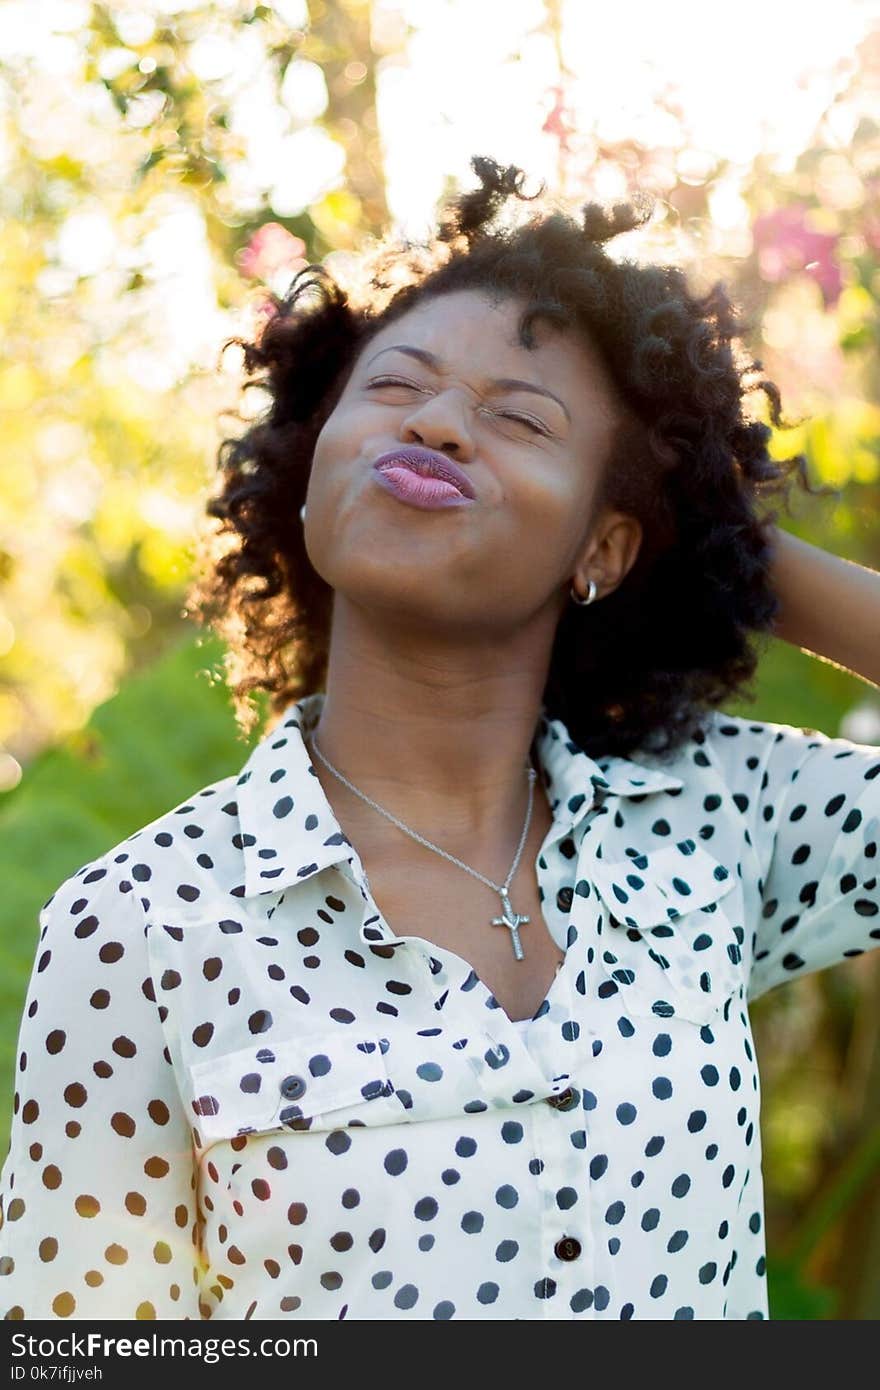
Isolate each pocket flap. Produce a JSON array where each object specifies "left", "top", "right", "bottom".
[
  {"left": 188, "top": 1032, "right": 393, "bottom": 1143},
  {"left": 186, "top": 1022, "right": 569, "bottom": 1145},
  {"left": 591, "top": 839, "right": 736, "bottom": 931},
  {"left": 589, "top": 840, "right": 742, "bottom": 1023}
]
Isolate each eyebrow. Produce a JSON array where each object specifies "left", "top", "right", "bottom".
[{"left": 364, "top": 344, "right": 572, "bottom": 423}]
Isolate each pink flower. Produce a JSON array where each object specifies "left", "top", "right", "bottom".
[
  {"left": 752, "top": 204, "right": 843, "bottom": 309},
  {"left": 542, "top": 85, "right": 576, "bottom": 156},
  {"left": 238, "top": 223, "right": 308, "bottom": 282}
]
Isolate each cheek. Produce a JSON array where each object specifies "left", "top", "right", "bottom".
[
  {"left": 508, "top": 476, "right": 592, "bottom": 584},
  {"left": 310, "top": 402, "right": 381, "bottom": 492},
  {"left": 512, "top": 466, "right": 581, "bottom": 536},
  {"left": 539, "top": 460, "right": 596, "bottom": 536},
  {"left": 307, "top": 423, "right": 356, "bottom": 514},
  {"left": 311, "top": 409, "right": 351, "bottom": 470}
]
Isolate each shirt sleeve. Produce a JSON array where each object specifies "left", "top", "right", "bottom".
[
  {"left": 743, "top": 718, "right": 880, "bottom": 1003},
  {"left": 0, "top": 855, "right": 204, "bottom": 1319}
]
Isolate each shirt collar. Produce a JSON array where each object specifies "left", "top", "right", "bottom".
[{"left": 235, "top": 691, "right": 684, "bottom": 899}]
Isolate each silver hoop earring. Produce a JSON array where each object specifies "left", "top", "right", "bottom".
[
  {"left": 299, "top": 503, "right": 307, "bottom": 523},
  {"left": 569, "top": 578, "right": 598, "bottom": 606}
]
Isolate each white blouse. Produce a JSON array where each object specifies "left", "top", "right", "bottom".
[{"left": 1, "top": 691, "right": 878, "bottom": 1321}]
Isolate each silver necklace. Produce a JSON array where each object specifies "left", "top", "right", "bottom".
[{"left": 308, "top": 733, "right": 538, "bottom": 961}]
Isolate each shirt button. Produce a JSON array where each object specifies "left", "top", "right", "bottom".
[
  {"left": 279, "top": 1074, "right": 307, "bottom": 1100},
  {"left": 546, "top": 1086, "right": 579, "bottom": 1111},
  {"left": 554, "top": 1236, "right": 582, "bottom": 1261}
]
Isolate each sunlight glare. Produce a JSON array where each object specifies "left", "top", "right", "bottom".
[
  {"left": 56, "top": 209, "right": 117, "bottom": 277},
  {"left": 378, "top": 0, "right": 874, "bottom": 235},
  {"left": 281, "top": 59, "right": 330, "bottom": 125}
]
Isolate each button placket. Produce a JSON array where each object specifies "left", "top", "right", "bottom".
[
  {"left": 531, "top": 1094, "right": 592, "bottom": 1318},
  {"left": 332, "top": 761, "right": 603, "bottom": 1318}
]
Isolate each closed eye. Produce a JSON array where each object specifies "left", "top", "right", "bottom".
[
  {"left": 491, "top": 410, "right": 550, "bottom": 435},
  {"left": 365, "top": 376, "right": 552, "bottom": 436},
  {"left": 365, "top": 375, "right": 425, "bottom": 392}
]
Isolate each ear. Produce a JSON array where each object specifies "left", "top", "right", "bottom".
[{"left": 572, "top": 512, "right": 643, "bottom": 599}]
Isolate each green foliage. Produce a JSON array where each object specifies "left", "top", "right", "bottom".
[
  {"left": 725, "top": 605, "right": 875, "bottom": 731},
  {"left": 767, "top": 1256, "right": 838, "bottom": 1320},
  {"left": 0, "top": 0, "right": 389, "bottom": 760}
]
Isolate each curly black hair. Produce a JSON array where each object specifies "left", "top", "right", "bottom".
[{"left": 183, "top": 154, "right": 836, "bottom": 759}]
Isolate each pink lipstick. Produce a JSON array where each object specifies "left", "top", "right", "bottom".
[{"left": 370, "top": 447, "right": 477, "bottom": 512}]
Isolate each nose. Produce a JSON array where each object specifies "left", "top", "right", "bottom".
[{"left": 399, "top": 388, "right": 474, "bottom": 457}]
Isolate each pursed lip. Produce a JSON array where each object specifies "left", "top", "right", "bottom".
[{"left": 371, "top": 446, "right": 477, "bottom": 499}]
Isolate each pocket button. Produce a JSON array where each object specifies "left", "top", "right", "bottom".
[{"left": 280, "top": 1074, "right": 307, "bottom": 1101}]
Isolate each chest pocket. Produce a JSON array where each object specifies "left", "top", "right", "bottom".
[
  {"left": 186, "top": 1023, "right": 565, "bottom": 1147},
  {"left": 589, "top": 839, "right": 744, "bottom": 1024}
]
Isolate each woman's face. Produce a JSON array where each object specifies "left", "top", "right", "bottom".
[{"left": 304, "top": 287, "right": 639, "bottom": 635}]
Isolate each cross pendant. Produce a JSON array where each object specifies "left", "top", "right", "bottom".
[{"left": 492, "top": 892, "right": 529, "bottom": 961}]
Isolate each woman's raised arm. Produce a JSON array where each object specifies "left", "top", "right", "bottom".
[{"left": 767, "top": 526, "right": 880, "bottom": 689}]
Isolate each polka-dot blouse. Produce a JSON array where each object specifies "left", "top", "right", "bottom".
[{"left": 1, "top": 692, "right": 878, "bottom": 1320}]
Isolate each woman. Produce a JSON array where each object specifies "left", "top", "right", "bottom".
[{"left": 1, "top": 157, "right": 879, "bottom": 1321}]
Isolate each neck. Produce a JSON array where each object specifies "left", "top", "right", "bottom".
[{"left": 306, "top": 594, "right": 559, "bottom": 850}]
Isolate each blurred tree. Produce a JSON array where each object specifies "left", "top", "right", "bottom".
[
  {"left": 0, "top": 0, "right": 390, "bottom": 773},
  {"left": 303, "top": 0, "right": 389, "bottom": 234}
]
